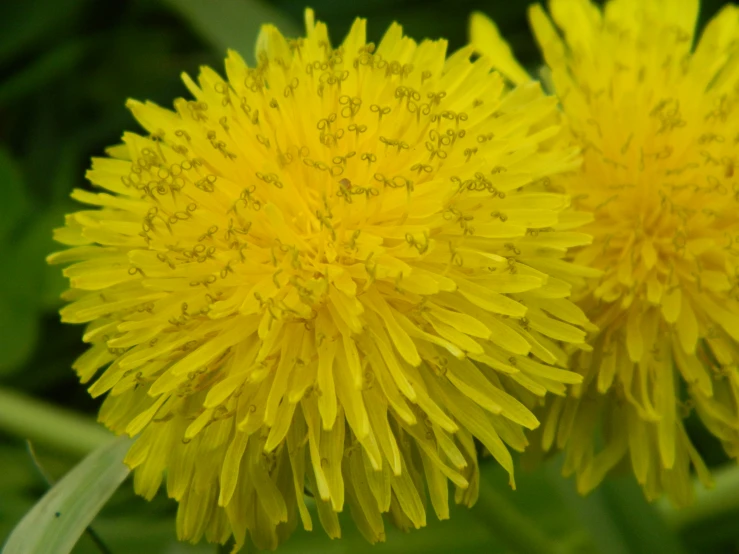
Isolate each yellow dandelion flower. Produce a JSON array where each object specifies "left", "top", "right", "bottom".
[
  {"left": 50, "top": 9, "right": 589, "bottom": 550},
  {"left": 472, "top": 0, "right": 739, "bottom": 505}
]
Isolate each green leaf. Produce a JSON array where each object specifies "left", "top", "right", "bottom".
[
  {"left": 0, "top": 388, "right": 112, "bottom": 458},
  {"left": 545, "top": 464, "right": 632, "bottom": 554},
  {"left": 0, "top": 151, "right": 37, "bottom": 374},
  {"left": 0, "top": 205, "right": 71, "bottom": 373},
  {"left": 161, "top": 0, "right": 301, "bottom": 63},
  {"left": 2, "top": 436, "right": 133, "bottom": 554},
  {"left": 473, "top": 474, "right": 564, "bottom": 554},
  {"left": 0, "top": 297, "right": 39, "bottom": 375},
  {"left": 548, "top": 458, "right": 688, "bottom": 554},
  {"left": 0, "top": 0, "right": 86, "bottom": 65},
  {"left": 0, "top": 149, "right": 28, "bottom": 243},
  {"left": 599, "top": 477, "right": 688, "bottom": 554},
  {"left": 0, "top": 40, "right": 87, "bottom": 107},
  {"left": 659, "top": 463, "right": 739, "bottom": 550}
]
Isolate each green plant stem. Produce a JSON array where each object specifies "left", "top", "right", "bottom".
[
  {"left": 0, "top": 386, "right": 111, "bottom": 457},
  {"left": 659, "top": 463, "right": 739, "bottom": 531},
  {"left": 474, "top": 477, "right": 562, "bottom": 554}
]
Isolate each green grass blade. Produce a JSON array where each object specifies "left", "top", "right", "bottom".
[
  {"left": 2, "top": 436, "right": 133, "bottom": 554},
  {"left": 0, "top": 388, "right": 112, "bottom": 457}
]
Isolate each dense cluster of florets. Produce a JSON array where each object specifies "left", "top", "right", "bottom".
[{"left": 51, "top": 9, "right": 590, "bottom": 550}]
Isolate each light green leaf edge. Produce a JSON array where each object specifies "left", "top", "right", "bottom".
[
  {"left": 161, "top": 0, "right": 301, "bottom": 63},
  {"left": 2, "top": 435, "right": 133, "bottom": 554}
]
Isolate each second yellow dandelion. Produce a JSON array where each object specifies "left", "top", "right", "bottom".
[{"left": 473, "top": 0, "right": 739, "bottom": 505}]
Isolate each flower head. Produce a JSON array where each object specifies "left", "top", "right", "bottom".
[
  {"left": 474, "top": 0, "right": 739, "bottom": 504},
  {"left": 51, "top": 9, "right": 588, "bottom": 549}
]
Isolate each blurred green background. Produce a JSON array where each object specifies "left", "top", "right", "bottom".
[{"left": 1, "top": 0, "right": 738, "bottom": 552}]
